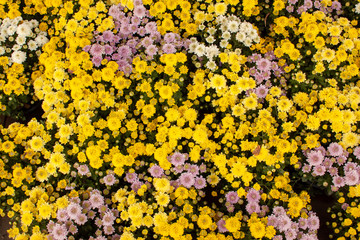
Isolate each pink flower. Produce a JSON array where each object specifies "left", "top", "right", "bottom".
[
  {"left": 217, "top": 219, "right": 228, "bottom": 233},
  {"left": 194, "top": 176, "right": 206, "bottom": 189},
  {"left": 51, "top": 223, "right": 68, "bottom": 240},
  {"left": 179, "top": 172, "right": 195, "bottom": 188},
  {"left": 103, "top": 174, "right": 116, "bottom": 186},
  {"left": 89, "top": 192, "right": 104, "bottom": 209},
  {"left": 149, "top": 164, "right": 164, "bottom": 178},
  {"left": 246, "top": 188, "right": 261, "bottom": 202},
  {"left": 171, "top": 152, "right": 186, "bottom": 167},
  {"left": 306, "top": 150, "right": 324, "bottom": 166},
  {"left": 327, "top": 142, "right": 343, "bottom": 157},
  {"left": 345, "top": 170, "right": 359, "bottom": 186},
  {"left": 67, "top": 203, "right": 82, "bottom": 220},
  {"left": 225, "top": 191, "right": 239, "bottom": 204}
]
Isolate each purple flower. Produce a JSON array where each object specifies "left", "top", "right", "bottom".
[
  {"left": 56, "top": 209, "right": 68, "bottom": 222},
  {"left": 89, "top": 191, "right": 104, "bottom": 209},
  {"left": 131, "top": 180, "right": 143, "bottom": 192},
  {"left": 246, "top": 202, "right": 261, "bottom": 214},
  {"left": 273, "top": 206, "right": 286, "bottom": 216},
  {"left": 337, "top": 156, "right": 347, "bottom": 165},
  {"left": 171, "top": 152, "right": 186, "bottom": 166},
  {"left": 255, "top": 85, "right": 269, "bottom": 98},
  {"left": 179, "top": 172, "right": 195, "bottom": 188},
  {"left": 75, "top": 213, "right": 88, "bottom": 225},
  {"left": 145, "top": 44, "right": 158, "bottom": 57},
  {"left": 149, "top": 164, "right": 164, "bottom": 178},
  {"left": 352, "top": 147, "right": 360, "bottom": 161},
  {"left": 102, "top": 211, "right": 116, "bottom": 226},
  {"left": 67, "top": 202, "right": 82, "bottom": 220},
  {"left": 51, "top": 223, "right": 68, "bottom": 240},
  {"left": 90, "top": 44, "right": 105, "bottom": 56},
  {"left": 306, "top": 215, "right": 320, "bottom": 231},
  {"left": 104, "top": 225, "right": 115, "bottom": 235},
  {"left": 298, "top": 217, "right": 308, "bottom": 230},
  {"left": 162, "top": 43, "right": 176, "bottom": 54},
  {"left": 225, "top": 191, "right": 239, "bottom": 204},
  {"left": 328, "top": 166, "right": 338, "bottom": 176},
  {"left": 125, "top": 172, "right": 138, "bottom": 183},
  {"left": 92, "top": 56, "right": 102, "bottom": 67},
  {"left": 285, "top": 229, "right": 297, "bottom": 240},
  {"left": 194, "top": 176, "right": 206, "bottom": 189},
  {"left": 246, "top": 188, "right": 261, "bottom": 202},
  {"left": 345, "top": 170, "right": 359, "bottom": 186},
  {"left": 103, "top": 174, "right": 116, "bottom": 186},
  {"left": 256, "top": 58, "right": 272, "bottom": 72},
  {"left": 217, "top": 219, "right": 228, "bottom": 233},
  {"left": 312, "top": 165, "right": 326, "bottom": 176},
  {"left": 277, "top": 215, "right": 292, "bottom": 232},
  {"left": 187, "top": 164, "right": 199, "bottom": 175},
  {"left": 267, "top": 215, "right": 278, "bottom": 227},
  {"left": 306, "top": 150, "right": 324, "bottom": 166},
  {"left": 145, "top": 22, "right": 157, "bottom": 34},
  {"left": 102, "top": 30, "right": 115, "bottom": 43},
  {"left": 333, "top": 175, "right": 345, "bottom": 188},
  {"left": 327, "top": 142, "right": 343, "bottom": 157},
  {"left": 134, "top": 5, "right": 146, "bottom": 19}
]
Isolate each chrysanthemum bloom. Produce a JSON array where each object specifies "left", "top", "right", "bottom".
[
  {"left": 89, "top": 192, "right": 104, "bottom": 209},
  {"left": 56, "top": 209, "right": 69, "bottom": 222},
  {"left": 194, "top": 176, "right": 206, "bottom": 189},
  {"left": 102, "top": 211, "right": 116, "bottom": 226},
  {"left": 75, "top": 213, "right": 88, "bottom": 225},
  {"left": 277, "top": 215, "right": 292, "bottom": 232},
  {"left": 306, "top": 215, "right": 320, "bottom": 231},
  {"left": 246, "top": 202, "right": 261, "bottom": 214},
  {"left": 217, "top": 219, "right": 228, "bottom": 233},
  {"left": 345, "top": 170, "right": 359, "bottom": 186},
  {"left": 103, "top": 174, "right": 116, "bottom": 186},
  {"left": 149, "top": 164, "right": 164, "bottom": 178},
  {"left": 170, "top": 152, "right": 186, "bottom": 166},
  {"left": 327, "top": 142, "right": 343, "bottom": 157},
  {"left": 67, "top": 202, "right": 82, "bottom": 220},
  {"left": 246, "top": 188, "right": 261, "bottom": 202},
  {"left": 332, "top": 175, "right": 345, "bottom": 188},
  {"left": 51, "top": 223, "right": 68, "bottom": 240},
  {"left": 306, "top": 150, "right": 324, "bottom": 166},
  {"left": 179, "top": 172, "right": 195, "bottom": 188},
  {"left": 312, "top": 165, "right": 326, "bottom": 176},
  {"left": 226, "top": 191, "right": 239, "bottom": 204}
]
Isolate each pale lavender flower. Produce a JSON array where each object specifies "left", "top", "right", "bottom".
[
  {"left": 162, "top": 43, "right": 176, "bottom": 54},
  {"left": 256, "top": 58, "right": 272, "bottom": 72},
  {"left": 179, "top": 172, "right": 195, "bottom": 188},
  {"left": 246, "top": 202, "right": 261, "bottom": 214},
  {"left": 103, "top": 174, "right": 116, "bottom": 186},
  {"left": 255, "top": 85, "right": 269, "bottom": 98},
  {"left": 277, "top": 215, "right": 292, "bottom": 232},
  {"left": 298, "top": 217, "right": 308, "bottom": 230},
  {"left": 57, "top": 209, "right": 68, "bottom": 222},
  {"left": 67, "top": 203, "right": 82, "bottom": 220},
  {"left": 90, "top": 44, "right": 105, "bottom": 56},
  {"left": 75, "top": 213, "right": 88, "bottom": 225},
  {"left": 247, "top": 188, "right": 261, "bottom": 202},
  {"left": 333, "top": 175, "right": 345, "bottom": 188},
  {"left": 125, "top": 172, "right": 138, "bottom": 183},
  {"left": 307, "top": 150, "right": 324, "bottom": 166},
  {"left": 328, "top": 142, "right": 343, "bottom": 157},
  {"left": 171, "top": 152, "right": 186, "bottom": 166},
  {"left": 194, "top": 176, "right": 206, "bottom": 189},
  {"left": 103, "top": 225, "right": 115, "bottom": 235},
  {"left": 217, "top": 219, "right": 228, "bottom": 233},
  {"left": 149, "top": 164, "right": 164, "bottom": 178},
  {"left": 102, "top": 211, "right": 116, "bottom": 226},
  {"left": 188, "top": 165, "right": 199, "bottom": 175},
  {"left": 307, "top": 215, "right": 320, "bottom": 231},
  {"left": 226, "top": 191, "right": 239, "bottom": 204},
  {"left": 51, "top": 223, "right": 68, "bottom": 240},
  {"left": 89, "top": 192, "right": 104, "bottom": 209},
  {"left": 345, "top": 170, "right": 359, "bottom": 186},
  {"left": 313, "top": 165, "right": 326, "bottom": 176},
  {"left": 134, "top": 5, "right": 146, "bottom": 18}
]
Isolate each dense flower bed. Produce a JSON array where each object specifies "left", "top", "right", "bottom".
[{"left": 0, "top": 0, "right": 360, "bottom": 239}]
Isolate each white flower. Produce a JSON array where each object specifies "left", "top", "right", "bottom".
[
  {"left": 206, "top": 35, "right": 215, "bottom": 44},
  {"left": 220, "top": 39, "right": 228, "bottom": 48},
  {"left": 11, "top": 50, "right": 26, "bottom": 64},
  {"left": 207, "top": 27, "right": 216, "bottom": 35},
  {"left": 0, "top": 46, "right": 5, "bottom": 55},
  {"left": 29, "top": 19, "right": 39, "bottom": 28},
  {"left": 206, "top": 45, "right": 219, "bottom": 60},
  {"left": 35, "top": 34, "right": 49, "bottom": 45},
  {"left": 17, "top": 22, "right": 32, "bottom": 37},
  {"left": 12, "top": 44, "right": 21, "bottom": 51},
  {"left": 206, "top": 60, "right": 217, "bottom": 71},
  {"left": 7, "top": 25, "right": 17, "bottom": 36},
  {"left": 239, "top": 22, "right": 252, "bottom": 32},
  {"left": 222, "top": 31, "right": 231, "bottom": 40},
  {"left": 189, "top": 42, "right": 198, "bottom": 53},
  {"left": 0, "top": 35, "right": 5, "bottom": 42},
  {"left": 356, "top": 3, "right": 360, "bottom": 14},
  {"left": 198, "top": 24, "right": 205, "bottom": 31},
  {"left": 228, "top": 20, "right": 239, "bottom": 33},
  {"left": 194, "top": 43, "right": 206, "bottom": 57},
  {"left": 28, "top": 40, "right": 38, "bottom": 51},
  {"left": 248, "top": 29, "right": 259, "bottom": 40},
  {"left": 243, "top": 37, "right": 253, "bottom": 47},
  {"left": 16, "top": 36, "right": 26, "bottom": 46},
  {"left": 236, "top": 32, "right": 246, "bottom": 42}
]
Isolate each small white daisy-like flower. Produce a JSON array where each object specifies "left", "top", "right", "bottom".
[
  {"left": 355, "top": 3, "right": 360, "bottom": 14},
  {"left": 35, "top": 34, "right": 49, "bottom": 45},
  {"left": 12, "top": 44, "right": 21, "bottom": 51},
  {"left": 228, "top": 20, "right": 239, "bottom": 33},
  {"left": 222, "top": 31, "right": 231, "bottom": 40},
  {"left": 27, "top": 40, "right": 38, "bottom": 51},
  {"left": 220, "top": 39, "right": 228, "bottom": 48},
  {"left": 206, "top": 35, "right": 215, "bottom": 44},
  {"left": 206, "top": 45, "right": 220, "bottom": 60},
  {"left": 194, "top": 43, "right": 206, "bottom": 57},
  {"left": 236, "top": 32, "right": 246, "bottom": 42},
  {"left": 243, "top": 37, "right": 253, "bottom": 47},
  {"left": 0, "top": 46, "right": 5, "bottom": 55},
  {"left": 207, "top": 27, "right": 216, "bottom": 35},
  {"left": 16, "top": 22, "right": 32, "bottom": 37},
  {"left": 7, "top": 25, "right": 17, "bottom": 36},
  {"left": 11, "top": 50, "right": 26, "bottom": 64},
  {"left": 206, "top": 60, "right": 217, "bottom": 71},
  {"left": 29, "top": 19, "right": 39, "bottom": 28},
  {"left": 188, "top": 42, "right": 197, "bottom": 53},
  {"left": 16, "top": 36, "right": 26, "bottom": 46}
]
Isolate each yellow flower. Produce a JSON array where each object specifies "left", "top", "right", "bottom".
[
  {"left": 210, "top": 74, "right": 227, "bottom": 89},
  {"left": 155, "top": 192, "right": 170, "bottom": 207},
  {"left": 242, "top": 94, "right": 258, "bottom": 110},
  {"left": 38, "top": 202, "right": 52, "bottom": 220},
  {"left": 214, "top": 2, "right": 227, "bottom": 15},
  {"left": 126, "top": 119, "right": 138, "bottom": 132},
  {"left": 21, "top": 212, "right": 33, "bottom": 226},
  {"left": 197, "top": 214, "right": 213, "bottom": 229},
  {"left": 342, "top": 132, "right": 360, "bottom": 148},
  {"left": 249, "top": 220, "right": 266, "bottom": 239},
  {"left": 35, "top": 167, "right": 49, "bottom": 182},
  {"left": 159, "top": 85, "right": 173, "bottom": 99},
  {"left": 277, "top": 98, "right": 293, "bottom": 112},
  {"left": 153, "top": 178, "right": 171, "bottom": 192},
  {"left": 225, "top": 216, "right": 240, "bottom": 232}
]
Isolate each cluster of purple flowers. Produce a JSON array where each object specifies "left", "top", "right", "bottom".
[
  {"left": 286, "top": 0, "right": 342, "bottom": 15},
  {"left": 83, "top": 1, "right": 189, "bottom": 75},
  {"left": 302, "top": 143, "right": 360, "bottom": 191},
  {"left": 268, "top": 206, "right": 319, "bottom": 240},
  {"left": 48, "top": 190, "right": 119, "bottom": 240},
  {"left": 247, "top": 52, "right": 285, "bottom": 99}
]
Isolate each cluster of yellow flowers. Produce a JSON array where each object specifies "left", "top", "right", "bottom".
[{"left": 1, "top": 0, "right": 360, "bottom": 239}]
